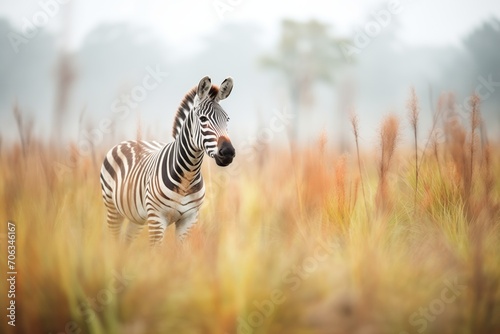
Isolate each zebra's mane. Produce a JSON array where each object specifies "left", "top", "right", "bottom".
[{"left": 172, "top": 84, "right": 220, "bottom": 139}]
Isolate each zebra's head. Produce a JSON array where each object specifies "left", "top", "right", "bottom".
[{"left": 194, "top": 76, "right": 235, "bottom": 167}]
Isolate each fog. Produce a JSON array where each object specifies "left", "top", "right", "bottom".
[{"left": 1, "top": 0, "right": 499, "bottom": 149}]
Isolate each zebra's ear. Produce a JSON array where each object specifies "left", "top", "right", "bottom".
[
  {"left": 197, "top": 76, "right": 212, "bottom": 100},
  {"left": 217, "top": 77, "right": 233, "bottom": 101}
]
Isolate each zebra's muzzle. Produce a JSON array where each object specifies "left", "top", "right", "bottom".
[
  {"left": 214, "top": 138, "right": 235, "bottom": 167},
  {"left": 214, "top": 154, "right": 234, "bottom": 167}
]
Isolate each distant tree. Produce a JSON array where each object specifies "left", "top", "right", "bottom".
[
  {"left": 0, "top": 18, "right": 57, "bottom": 139},
  {"left": 463, "top": 18, "right": 500, "bottom": 119},
  {"left": 53, "top": 4, "right": 77, "bottom": 139},
  {"left": 260, "top": 19, "right": 348, "bottom": 142},
  {"left": 463, "top": 18, "right": 500, "bottom": 79}
]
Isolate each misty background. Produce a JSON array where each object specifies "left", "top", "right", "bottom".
[{"left": 1, "top": 0, "right": 499, "bottom": 151}]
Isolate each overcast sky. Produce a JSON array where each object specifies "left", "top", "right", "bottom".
[
  {"left": 1, "top": 0, "right": 500, "bottom": 143},
  {"left": 2, "top": 0, "right": 500, "bottom": 56}
]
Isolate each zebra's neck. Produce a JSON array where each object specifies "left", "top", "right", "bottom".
[
  {"left": 172, "top": 86, "right": 197, "bottom": 139},
  {"left": 163, "top": 111, "right": 204, "bottom": 194}
]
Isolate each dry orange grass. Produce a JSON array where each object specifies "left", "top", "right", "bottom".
[
  {"left": 376, "top": 114, "right": 400, "bottom": 215},
  {"left": 0, "top": 93, "right": 499, "bottom": 334}
]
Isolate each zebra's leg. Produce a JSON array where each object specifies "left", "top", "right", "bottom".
[
  {"left": 105, "top": 206, "right": 124, "bottom": 240},
  {"left": 175, "top": 208, "right": 199, "bottom": 242},
  {"left": 147, "top": 214, "right": 168, "bottom": 247},
  {"left": 125, "top": 221, "right": 145, "bottom": 244}
]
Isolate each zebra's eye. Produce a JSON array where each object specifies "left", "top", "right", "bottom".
[
  {"left": 227, "top": 117, "right": 230, "bottom": 122},
  {"left": 199, "top": 116, "right": 208, "bottom": 122}
]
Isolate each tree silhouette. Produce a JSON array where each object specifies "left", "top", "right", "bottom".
[
  {"left": 260, "top": 19, "right": 348, "bottom": 142},
  {"left": 463, "top": 18, "right": 500, "bottom": 79},
  {"left": 463, "top": 18, "right": 500, "bottom": 121}
]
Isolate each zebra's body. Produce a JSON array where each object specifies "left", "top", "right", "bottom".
[{"left": 100, "top": 76, "right": 235, "bottom": 245}]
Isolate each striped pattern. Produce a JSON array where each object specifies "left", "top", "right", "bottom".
[{"left": 100, "top": 76, "right": 234, "bottom": 245}]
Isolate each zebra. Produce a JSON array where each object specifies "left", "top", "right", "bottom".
[{"left": 99, "top": 76, "right": 235, "bottom": 245}]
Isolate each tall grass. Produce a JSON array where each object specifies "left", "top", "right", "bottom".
[
  {"left": 349, "top": 110, "right": 368, "bottom": 218},
  {"left": 376, "top": 114, "right": 400, "bottom": 215},
  {"left": 407, "top": 87, "right": 420, "bottom": 208},
  {"left": 1, "top": 100, "right": 499, "bottom": 334}
]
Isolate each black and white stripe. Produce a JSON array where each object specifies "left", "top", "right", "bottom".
[{"left": 100, "top": 76, "right": 235, "bottom": 245}]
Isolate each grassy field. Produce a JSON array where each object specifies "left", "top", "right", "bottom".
[{"left": 1, "top": 94, "right": 500, "bottom": 334}]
